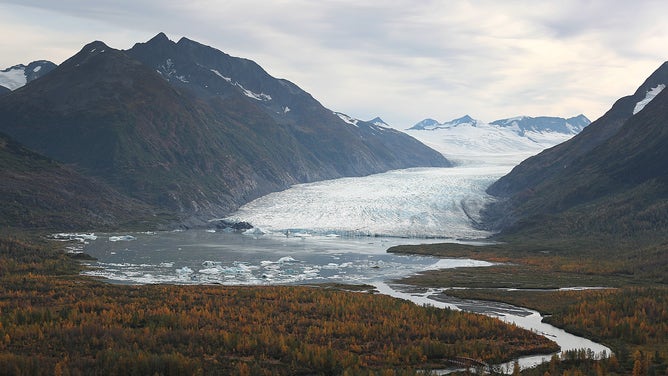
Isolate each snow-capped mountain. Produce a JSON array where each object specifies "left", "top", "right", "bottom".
[
  {"left": 490, "top": 115, "right": 590, "bottom": 136},
  {"left": 367, "top": 117, "right": 391, "bottom": 128},
  {"left": 0, "top": 60, "right": 56, "bottom": 92},
  {"left": 405, "top": 114, "right": 590, "bottom": 165},
  {"left": 0, "top": 34, "right": 449, "bottom": 224},
  {"left": 409, "top": 115, "right": 482, "bottom": 130}
]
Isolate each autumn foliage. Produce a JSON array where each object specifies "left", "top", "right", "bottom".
[{"left": 0, "top": 237, "right": 558, "bottom": 375}]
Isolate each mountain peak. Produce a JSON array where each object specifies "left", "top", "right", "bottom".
[
  {"left": 448, "top": 115, "right": 479, "bottom": 127},
  {"left": 367, "top": 117, "right": 390, "bottom": 127},
  {"left": 408, "top": 118, "right": 440, "bottom": 130},
  {"left": 409, "top": 115, "right": 481, "bottom": 130},
  {"left": 490, "top": 115, "right": 590, "bottom": 135},
  {"left": 149, "top": 32, "right": 170, "bottom": 43},
  {"left": 81, "top": 40, "right": 110, "bottom": 52}
]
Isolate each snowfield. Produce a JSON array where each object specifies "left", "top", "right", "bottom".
[
  {"left": 0, "top": 65, "right": 27, "bottom": 90},
  {"left": 225, "top": 118, "right": 578, "bottom": 239}
]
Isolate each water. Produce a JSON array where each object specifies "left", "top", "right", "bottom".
[
  {"left": 78, "top": 230, "right": 491, "bottom": 285},
  {"left": 375, "top": 283, "right": 611, "bottom": 372},
  {"left": 76, "top": 229, "right": 611, "bottom": 373}
]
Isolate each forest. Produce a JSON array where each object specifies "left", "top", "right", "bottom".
[{"left": 0, "top": 236, "right": 558, "bottom": 375}]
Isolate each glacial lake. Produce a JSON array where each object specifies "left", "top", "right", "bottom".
[{"left": 75, "top": 230, "right": 490, "bottom": 285}]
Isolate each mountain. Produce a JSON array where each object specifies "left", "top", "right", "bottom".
[
  {"left": 0, "top": 131, "right": 157, "bottom": 230},
  {"left": 488, "top": 62, "right": 668, "bottom": 198},
  {"left": 367, "top": 117, "right": 390, "bottom": 128},
  {"left": 490, "top": 115, "right": 590, "bottom": 136},
  {"left": 404, "top": 114, "right": 590, "bottom": 165},
  {"left": 0, "top": 34, "right": 449, "bottom": 225},
  {"left": 484, "top": 61, "right": 668, "bottom": 243},
  {"left": 0, "top": 60, "right": 56, "bottom": 92},
  {"left": 409, "top": 115, "right": 481, "bottom": 130},
  {"left": 125, "top": 33, "right": 449, "bottom": 174}
]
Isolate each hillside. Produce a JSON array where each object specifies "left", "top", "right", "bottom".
[
  {"left": 0, "top": 132, "right": 158, "bottom": 230},
  {"left": 0, "top": 35, "right": 449, "bottom": 225},
  {"left": 488, "top": 62, "right": 668, "bottom": 198},
  {"left": 484, "top": 61, "right": 668, "bottom": 247}
]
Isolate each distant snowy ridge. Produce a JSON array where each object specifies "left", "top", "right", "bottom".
[
  {"left": 0, "top": 61, "right": 57, "bottom": 91},
  {"left": 410, "top": 114, "right": 589, "bottom": 134},
  {"left": 490, "top": 115, "right": 590, "bottom": 135},
  {"left": 409, "top": 115, "right": 482, "bottom": 130},
  {"left": 404, "top": 114, "right": 591, "bottom": 165},
  {"left": 0, "top": 65, "right": 27, "bottom": 90}
]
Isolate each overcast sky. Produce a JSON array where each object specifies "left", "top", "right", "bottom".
[{"left": 2, "top": 0, "right": 667, "bottom": 127}]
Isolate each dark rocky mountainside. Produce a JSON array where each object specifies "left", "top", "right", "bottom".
[
  {"left": 0, "top": 34, "right": 449, "bottom": 225},
  {"left": 485, "top": 61, "right": 668, "bottom": 243},
  {"left": 126, "top": 33, "right": 449, "bottom": 175},
  {"left": 0, "top": 131, "right": 158, "bottom": 230}
]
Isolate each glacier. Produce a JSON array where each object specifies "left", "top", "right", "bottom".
[
  {"left": 227, "top": 167, "right": 501, "bottom": 239},
  {"left": 226, "top": 117, "right": 581, "bottom": 239}
]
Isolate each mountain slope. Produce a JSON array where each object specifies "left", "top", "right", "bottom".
[
  {"left": 488, "top": 62, "right": 668, "bottom": 197},
  {"left": 126, "top": 33, "right": 450, "bottom": 174},
  {"left": 0, "top": 35, "right": 449, "bottom": 224},
  {"left": 484, "top": 61, "right": 668, "bottom": 243},
  {"left": 0, "top": 131, "right": 157, "bottom": 230}
]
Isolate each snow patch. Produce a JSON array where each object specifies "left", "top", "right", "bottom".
[
  {"left": 210, "top": 69, "right": 231, "bottom": 82},
  {"left": 334, "top": 112, "right": 359, "bottom": 126},
  {"left": 0, "top": 65, "right": 27, "bottom": 90},
  {"left": 633, "top": 84, "right": 666, "bottom": 114},
  {"left": 158, "top": 58, "right": 189, "bottom": 83},
  {"left": 209, "top": 69, "right": 271, "bottom": 100}
]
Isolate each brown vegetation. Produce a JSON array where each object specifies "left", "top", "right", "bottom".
[{"left": 0, "top": 236, "right": 558, "bottom": 375}]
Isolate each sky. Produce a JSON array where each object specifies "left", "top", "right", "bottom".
[{"left": 2, "top": 0, "right": 668, "bottom": 128}]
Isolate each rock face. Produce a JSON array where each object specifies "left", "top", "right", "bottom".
[
  {"left": 0, "top": 34, "right": 449, "bottom": 224},
  {"left": 484, "top": 61, "right": 668, "bottom": 241}
]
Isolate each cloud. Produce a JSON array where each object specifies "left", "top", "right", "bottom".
[{"left": 1, "top": 0, "right": 667, "bottom": 127}]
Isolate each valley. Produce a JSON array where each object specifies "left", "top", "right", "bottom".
[{"left": 1, "top": 30, "right": 667, "bottom": 375}]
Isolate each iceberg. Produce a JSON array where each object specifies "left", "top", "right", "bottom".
[{"left": 108, "top": 235, "right": 136, "bottom": 242}]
